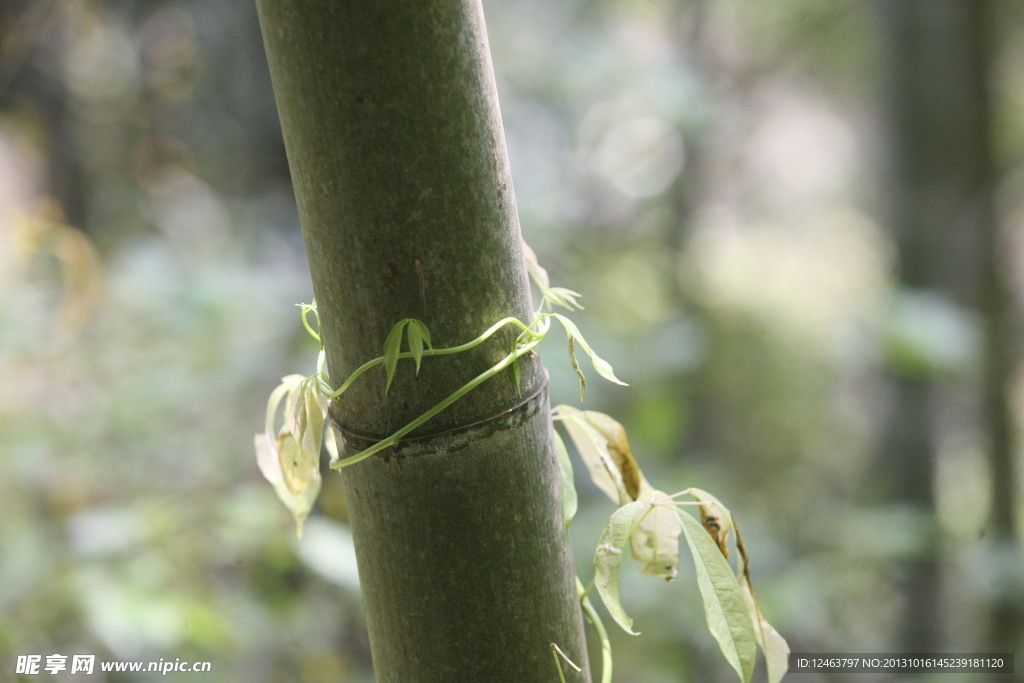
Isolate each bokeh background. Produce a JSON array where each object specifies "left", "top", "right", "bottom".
[{"left": 2, "top": 1, "right": 1023, "bottom": 681}]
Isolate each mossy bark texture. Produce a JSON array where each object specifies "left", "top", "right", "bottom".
[{"left": 257, "top": 1, "right": 590, "bottom": 680}]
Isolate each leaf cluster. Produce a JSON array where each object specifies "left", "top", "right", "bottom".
[
  {"left": 554, "top": 407, "right": 790, "bottom": 683},
  {"left": 260, "top": 241, "right": 626, "bottom": 482},
  {"left": 255, "top": 242, "right": 787, "bottom": 681},
  {"left": 254, "top": 374, "right": 336, "bottom": 538}
]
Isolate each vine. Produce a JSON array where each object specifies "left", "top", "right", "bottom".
[{"left": 254, "top": 241, "right": 789, "bottom": 682}]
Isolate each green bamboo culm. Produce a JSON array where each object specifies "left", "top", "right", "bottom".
[{"left": 255, "top": 1, "right": 591, "bottom": 680}]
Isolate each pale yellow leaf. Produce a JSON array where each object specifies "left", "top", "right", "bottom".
[
  {"left": 521, "top": 239, "right": 550, "bottom": 292},
  {"left": 555, "top": 405, "right": 624, "bottom": 504},
  {"left": 631, "top": 490, "right": 680, "bottom": 581},
  {"left": 255, "top": 431, "right": 322, "bottom": 540},
  {"left": 301, "top": 379, "right": 327, "bottom": 458},
  {"left": 278, "top": 431, "right": 316, "bottom": 497}
]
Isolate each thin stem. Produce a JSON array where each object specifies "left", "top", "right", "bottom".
[
  {"left": 578, "top": 576, "right": 596, "bottom": 601},
  {"left": 299, "top": 303, "right": 321, "bottom": 343},
  {"left": 552, "top": 647, "right": 568, "bottom": 683},
  {"left": 320, "top": 316, "right": 544, "bottom": 400},
  {"left": 550, "top": 642, "right": 580, "bottom": 682},
  {"left": 329, "top": 334, "right": 543, "bottom": 469},
  {"left": 578, "top": 577, "right": 613, "bottom": 683}
]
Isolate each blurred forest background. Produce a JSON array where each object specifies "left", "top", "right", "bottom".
[{"left": 2, "top": 0, "right": 1023, "bottom": 681}]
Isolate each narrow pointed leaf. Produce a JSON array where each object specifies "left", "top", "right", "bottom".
[
  {"left": 594, "top": 500, "right": 646, "bottom": 635},
  {"left": 591, "top": 354, "right": 626, "bottom": 386},
  {"left": 734, "top": 519, "right": 790, "bottom": 683},
  {"left": 412, "top": 318, "right": 431, "bottom": 348},
  {"left": 678, "top": 510, "right": 757, "bottom": 682},
  {"left": 407, "top": 326, "right": 423, "bottom": 374},
  {"left": 551, "top": 313, "right": 627, "bottom": 386},
  {"left": 740, "top": 576, "right": 789, "bottom": 683},
  {"left": 545, "top": 287, "right": 584, "bottom": 311},
  {"left": 382, "top": 319, "right": 406, "bottom": 394},
  {"left": 407, "top": 318, "right": 431, "bottom": 374}
]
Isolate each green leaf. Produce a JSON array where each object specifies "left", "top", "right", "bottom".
[
  {"left": 594, "top": 500, "right": 645, "bottom": 635},
  {"left": 678, "top": 510, "right": 757, "bottom": 682},
  {"left": 382, "top": 319, "right": 406, "bottom": 394},
  {"left": 510, "top": 357, "right": 522, "bottom": 395},
  {"left": 551, "top": 313, "right": 627, "bottom": 387},
  {"left": 406, "top": 318, "right": 431, "bottom": 375},
  {"left": 552, "top": 431, "right": 577, "bottom": 539},
  {"left": 544, "top": 287, "right": 584, "bottom": 311}
]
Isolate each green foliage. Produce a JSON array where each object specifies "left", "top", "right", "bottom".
[
  {"left": 258, "top": 242, "right": 629, "bottom": 477},
  {"left": 256, "top": 243, "right": 788, "bottom": 682},
  {"left": 19, "top": 0, "right": 998, "bottom": 679},
  {"left": 556, "top": 406, "right": 789, "bottom": 682},
  {"left": 677, "top": 510, "right": 757, "bottom": 681},
  {"left": 594, "top": 500, "right": 646, "bottom": 635},
  {"left": 550, "top": 642, "right": 583, "bottom": 682},
  {"left": 381, "top": 318, "right": 433, "bottom": 393},
  {"left": 550, "top": 312, "right": 627, "bottom": 390}
]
